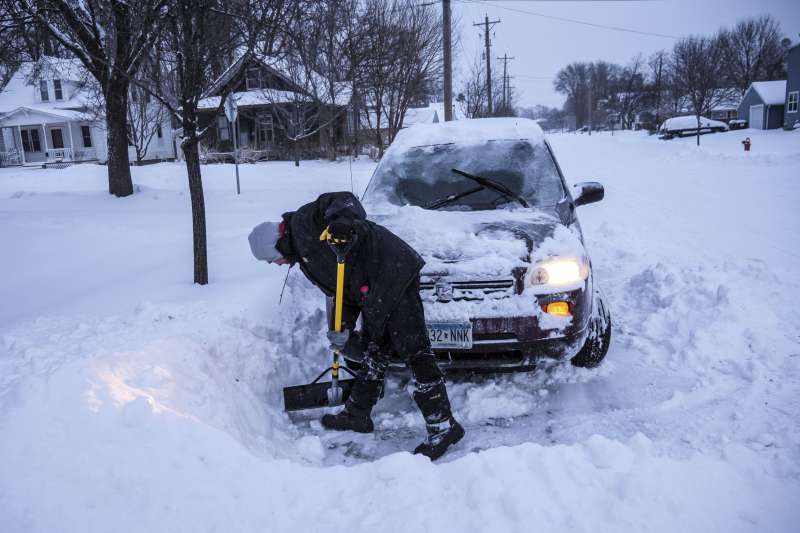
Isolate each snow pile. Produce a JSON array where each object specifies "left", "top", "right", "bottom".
[{"left": 2, "top": 129, "right": 799, "bottom": 532}]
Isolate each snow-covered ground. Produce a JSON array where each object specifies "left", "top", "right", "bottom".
[{"left": 1, "top": 128, "right": 798, "bottom": 532}]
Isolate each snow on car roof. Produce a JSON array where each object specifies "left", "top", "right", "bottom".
[
  {"left": 659, "top": 115, "right": 727, "bottom": 130},
  {"left": 390, "top": 117, "right": 545, "bottom": 152},
  {"left": 750, "top": 80, "right": 787, "bottom": 105}
]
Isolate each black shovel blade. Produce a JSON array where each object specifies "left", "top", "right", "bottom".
[{"left": 283, "top": 379, "right": 355, "bottom": 412}]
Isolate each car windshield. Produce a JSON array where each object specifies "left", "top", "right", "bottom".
[{"left": 363, "top": 140, "right": 565, "bottom": 211}]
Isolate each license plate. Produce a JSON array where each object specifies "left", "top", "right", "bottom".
[{"left": 427, "top": 322, "right": 473, "bottom": 349}]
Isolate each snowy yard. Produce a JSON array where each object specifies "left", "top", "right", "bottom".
[{"left": 1, "top": 128, "right": 798, "bottom": 532}]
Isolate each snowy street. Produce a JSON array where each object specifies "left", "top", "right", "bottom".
[{"left": 1, "top": 129, "right": 798, "bottom": 532}]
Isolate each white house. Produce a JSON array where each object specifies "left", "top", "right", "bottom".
[{"left": 0, "top": 56, "right": 174, "bottom": 167}]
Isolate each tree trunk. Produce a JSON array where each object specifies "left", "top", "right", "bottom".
[
  {"left": 104, "top": 84, "right": 134, "bottom": 197},
  {"left": 294, "top": 142, "right": 300, "bottom": 167},
  {"left": 696, "top": 115, "right": 701, "bottom": 146},
  {"left": 182, "top": 139, "right": 209, "bottom": 285}
]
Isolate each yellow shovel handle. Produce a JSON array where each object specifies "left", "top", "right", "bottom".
[{"left": 334, "top": 262, "right": 345, "bottom": 333}]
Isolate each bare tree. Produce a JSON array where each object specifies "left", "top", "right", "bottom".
[
  {"left": 360, "top": 0, "right": 441, "bottom": 156},
  {"left": 671, "top": 34, "right": 732, "bottom": 146},
  {"left": 554, "top": 62, "right": 590, "bottom": 127},
  {"left": 719, "top": 15, "right": 786, "bottom": 95},
  {"left": 647, "top": 50, "right": 669, "bottom": 128},
  {"left": 0, "top": 1, "right": 63, "bottom": 85},
  {"left": 19, "top": 0, "right": 170, "bottom": 197},
  {"left": 614, "top": 54, "right": 646, "bottom": 129},
  {"left": 127, "top": 84, "right": 166, "bottom": 163},
  {"left": 139, "top": 0, "right": 290, "bottom": 284},
  {"left": 456, "top": 54, "right": 487, "bottom": 118}
]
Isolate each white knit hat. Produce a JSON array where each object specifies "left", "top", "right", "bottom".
[{"left": 248, "top": 221, "right": 283, "bottom": 263}]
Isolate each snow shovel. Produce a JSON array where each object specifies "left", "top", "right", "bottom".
[{"left": 283, "top": 228, "right": 358, "bottom": 412}]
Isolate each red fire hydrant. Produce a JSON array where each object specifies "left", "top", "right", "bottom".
[{"left": 742, "top": 137, "right": 751, "bottom": 152}]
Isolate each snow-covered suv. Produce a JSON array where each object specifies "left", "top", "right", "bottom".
[{"left": 359, "top": 118, "right": 611, "bottom": 372}]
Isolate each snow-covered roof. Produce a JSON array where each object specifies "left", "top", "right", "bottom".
[
  {"left": 400, "top": 106, "right": 439, "bottom": 127},
  {"left": 750, "top": 80, "right": 787, "bottom": 105},
  {"left": 197, "top": 89, "right": 309, "bottom": 111},
  {"left": 709, "top": 90, "right": 742, "bottom": 112},
  {"left": 391, "top": 117, "right": 545, "bottom": 152},
  {"left": 202, "top": 53, "right": 351, "bottom": 108},
  {"left": 360, "top": 102, "right": 462, "bottom": 130},
  {"left": 0, "top": 57, "right": 90, "bottom": 116}
]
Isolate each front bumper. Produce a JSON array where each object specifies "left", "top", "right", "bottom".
[{"left": 423, "top": 318, "right": 588, "bottom": 372}]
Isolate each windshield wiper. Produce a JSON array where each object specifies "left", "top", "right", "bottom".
[
  {"left": 450, "top": 168, "right": 529, "bottom": 208},
  {"left": 426, "top": 185, "right": 484, "bottom": 210}
]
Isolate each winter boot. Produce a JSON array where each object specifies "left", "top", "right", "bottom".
[
  {"left": 321, "top": 379, "right": 382, "bottom": 433},
  {"left": 412, "top": 379, "right": 464, "bottom": 460}
]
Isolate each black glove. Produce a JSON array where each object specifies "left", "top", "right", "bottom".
[
  {"left": 328, "top": 221, "right": 354, "bottom": 244},
  {"left": 327, "top": 329, "right": 350, "bottom": 352}
]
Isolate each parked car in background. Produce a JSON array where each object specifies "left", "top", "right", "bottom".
[
  {"left": 728, "top": 119, "right": 748, "bottom": 130},
  {"left": 659, "top": 116, "right": 729, "bottom": 139}
]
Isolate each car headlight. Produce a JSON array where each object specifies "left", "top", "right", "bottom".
[{"left": 529, "top": 256, "right": 589, "bottom": 292}]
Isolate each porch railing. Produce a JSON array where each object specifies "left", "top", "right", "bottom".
[
  {"left": 0, "top": 150, "right": 23, "bottom": 167},
  {"left": 0, "top": 147, "right": 99, "bottom": 167},
  {"left": 45, "top": 148, "right": 98, "bottom": 164}
]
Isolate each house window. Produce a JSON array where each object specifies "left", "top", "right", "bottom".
[
  {"left": 21, "top": 128, "right": 42, "bottom": 152},
  {"left": 81, "top": 126, "right": 92, "bottom": 147},
  {"left": 257, "top": 113, "right": 274, "bottom": 145},
  {"left": 245, "top": 68, "right": 261, "bottom": 90},
  {"left": 54, "top": 79, "right": 63, "bottom": 100},
  {"left": 789, "top": 91, "right": 799, "bottom": 114},
  {"left": 50, "top": 128, "right": 65, "bottom": 149},
  {"left": 39, "top": 80, "right": 49, "bottom": 101},
  {"left": 157, "top": 124, "right": 163, "bottom": 138},
  {"left": 217, "top": 115, "right": 230, "bottom": 141}
]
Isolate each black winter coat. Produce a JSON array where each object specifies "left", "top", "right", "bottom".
[{"left": 276, "top": 192, "right": 425, "bottom": 340}]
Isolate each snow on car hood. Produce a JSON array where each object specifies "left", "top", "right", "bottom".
[{"left": 368, "top": 203, "right": 585, "bottom": 280}]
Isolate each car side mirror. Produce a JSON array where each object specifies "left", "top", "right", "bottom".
[{"left": 573, "top": 182, "right": 604, "bottom": 206}]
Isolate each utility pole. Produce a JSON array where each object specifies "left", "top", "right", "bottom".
[
  {"left": 587, "top": 83, "right": 593, "bottom": 136},
  {"left": 474, "top": 14, "right": 500, "bottom": 115},
  {"left": 496, "top": 53, "right": 514, "bottom": 113},
  {"left": 442, "top": 0, "right": 453, "bottom": 121}
]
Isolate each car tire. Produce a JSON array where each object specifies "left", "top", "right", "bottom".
[{"left": 571, "top": 291, "right": 611, "bottom": 368}]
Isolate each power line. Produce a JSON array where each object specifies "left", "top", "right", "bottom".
[{"left": 457, "top": 0, "right": 678, "bottom": 40}]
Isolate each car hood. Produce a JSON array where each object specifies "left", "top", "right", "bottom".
[{"left": 367, "top": 204, "right": 585, "bottom": 279}]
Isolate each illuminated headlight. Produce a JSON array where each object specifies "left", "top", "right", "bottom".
[{"left": 529, "top": 257, "right": 589, "bottom": 292}]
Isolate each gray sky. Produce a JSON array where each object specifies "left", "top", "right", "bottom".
[{"left": 451, "top": 0, "right": 800, "bottom": 108}]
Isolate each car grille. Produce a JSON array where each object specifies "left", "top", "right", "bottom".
[{"left": 420, "top": 278, "right": 516, "bottom": 302}]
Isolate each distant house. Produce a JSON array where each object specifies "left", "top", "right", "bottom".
[
  {"left": 708, "top": 91, "right": 742, "bottom": 123},
  {"left": 196, "top": 54, "right": 351, "bottom": 160},
  {"left": 0, "top": 56, "right": 174, "bottom": 167},
  {"left": 737, "top": 80, "right": 787, "bottom": 130},
  {"left": 359, "top": 102, "right": 448, "bottom": 146},
  {"left": 783, "top": 44, "right": 800, "bottom": 129}
]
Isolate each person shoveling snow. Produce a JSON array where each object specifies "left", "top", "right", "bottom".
[{"left": 249, "top": 191, "right": 465, "bottom": 460}]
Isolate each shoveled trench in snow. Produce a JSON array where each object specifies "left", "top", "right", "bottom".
[{"left": 1, "top": 128, "right": 798, "bottom": 532}]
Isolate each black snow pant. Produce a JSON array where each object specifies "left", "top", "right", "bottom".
[{"left": 330, "top": 279, "right": 453, "bottom": 424}]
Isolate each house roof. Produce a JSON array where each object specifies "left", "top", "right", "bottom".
[
  {"left": 198, "top": 89, "right": 311, "bottom": 111},
  {"left": 402, "top": 106, "right": 439, "bottom": 127},
  {"left": 202, "top": 53, "right": 351, "bottom": 108},
  {"left": 709, "top": 90, "right": 742, "bottom": 112},
  {"left": 0, "top": 106, "right": 88, "bottom": 127},
  {"left": 0, "top": 56, "right": 90, "bottom": 116},
  {"left": 360, "top": 102, "right": 455, "bottom": 130},
  {"left": 749, "top": 80, "right": 787, "bottom": 105}
]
